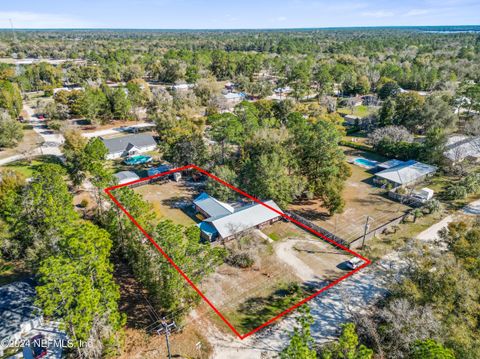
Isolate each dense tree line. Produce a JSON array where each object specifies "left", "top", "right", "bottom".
[{"left": 0, "top": 165, "right": 124, "bottom": 357}]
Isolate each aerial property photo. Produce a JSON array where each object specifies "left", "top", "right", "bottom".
[
  {"left": 106, "top": 165, "right": 368, "bottom": 338},
  {"left": 1, "top": 1, "right": 480, "bottom": 358}
]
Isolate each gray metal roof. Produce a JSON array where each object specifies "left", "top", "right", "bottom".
[
  {"left": 375, "top": 160, "right": 436, "bottom": 185},
  {"left": 444, "top": 135, "right": 480, "bottom": 162},
  {"left": 114, "top": 171, "right": 140, "bottom": 184},
  {"left": 193, "top": 192, "right": 235, "bottom": 218},
  {"left": 206, "top": 200, "right": 283, "bottom": 239},
  {"left": 101, "top": 134, "right": 157, "bottom": 154},
  {"left": 0, "top": 282, "right": 39, "bottom": 342}
]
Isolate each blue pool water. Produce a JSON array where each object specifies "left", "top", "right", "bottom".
[
  {"left": 353, "top": 158, "right": 378, "bottom": 168},
  {"left": 124, "top": 155, "right": 152, "bottom": 165}
]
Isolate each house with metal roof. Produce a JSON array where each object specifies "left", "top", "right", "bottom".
[
  {"left": 374, "top": 160, "right": 437, "bottom": 188},
  {"left": 193, "top": 193, "right": 283, "bottom": 241},
  {"left": 377, "top": 159, "right": 405, "bottom": 170},
  {"left": 444, "top": 135, "right": 480, "bottom": 164},
  {"left": 100, "top": 134, "right": 157, "bottom": 159},
  {"left": 193, "top": 192, "right": 235, "bottom": 219},
  {"left": 0, "top": 282, "right": 41, "bottom": 356}
]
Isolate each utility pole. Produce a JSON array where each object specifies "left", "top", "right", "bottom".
[
  {"left": 157, "top": 318, "right": 176, "bottom": 359},
  {"left": 361, "top": 216, "right": 372, "bottom": 250}
]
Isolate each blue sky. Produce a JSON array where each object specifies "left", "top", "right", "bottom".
[{"left": 0, "top": 0, "right": 479, "bottom": 29}]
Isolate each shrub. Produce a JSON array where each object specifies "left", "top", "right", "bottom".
[{"left": 225, "top": 252, "right": 254, "bottom": 268}]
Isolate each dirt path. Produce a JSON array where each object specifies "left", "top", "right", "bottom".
[
  {"left": 274, "top": 239, "right": 316, "bottom": 282},
  {"left": 203, "top": 200, "right": 480, "bottom": 357}
]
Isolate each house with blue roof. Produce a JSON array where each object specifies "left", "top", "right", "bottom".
[{"left": 193, "top": 192, "right": 283, "bottom": 241}]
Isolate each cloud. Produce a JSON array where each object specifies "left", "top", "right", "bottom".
[
  {"left": 404, "top": 9, "right": 432, "bottom": 16},
  {"left": 0, "top": 11, "right": 92, "bottom": 28},
  {"left": 276, "top": 16, "right": 288, "bottom": 22},
  {"left": 360, "top": 10, "right": 394, "bottom": 18}
]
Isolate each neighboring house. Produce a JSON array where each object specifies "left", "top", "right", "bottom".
[
  {"left": 171, "top": 83, "right": 192, "bottom": 91},
  {"left": 444, "top": 135, "right": 480, "bottom": 164},
  {"left": 193, "top": 192, "right": 283, "bottom": 241},
  {"left": 0, "top": 282, "right": 41, "bottom": 357},
  {"left": 223, "top": 92, "right": 245, "bottom": 103},
  {"left": 114, "top": 171, "right": 140, "bottom": 185},
  {"left": 361, "top": 94, "right": 379, "bottom": 106},
  {"left": 374, "top": 160, "right": 437, "bottom": 188},
  {"left": 101, "top": 134, "right": 157, "bottom": 159}
]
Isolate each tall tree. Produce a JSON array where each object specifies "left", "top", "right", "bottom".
[
  {"left": 36, "top": 222, "right": 125, "bottom": 358},
  {"left": 281, "top": 306, "right": 317, "bottom": 359},
  {"left": 0, "top": 111, "right": 23, "bottom": 148},
  {"left": 294, "top": 119, "right": 350, "bottom": 214},
  {"left": 321, "top": 323, "right": 374, "bottom": 359}
]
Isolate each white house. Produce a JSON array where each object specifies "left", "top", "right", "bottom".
[{"left": 101, "top": 134, "right": 157, "bottom": 159}]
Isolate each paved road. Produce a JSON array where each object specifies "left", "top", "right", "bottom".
[
  {"left": 0, "top": 105, "right": 64, "bottom": 166},
  {"left": 25, "top": 104, "right": 64, "bottom": 157},
  {"left": 81, "top": 122, "right": 153, "bottom": 138}
]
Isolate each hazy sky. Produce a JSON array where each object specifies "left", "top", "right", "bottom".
[{"left": 0, "top": 0, "right": 479, "bottom": 29}]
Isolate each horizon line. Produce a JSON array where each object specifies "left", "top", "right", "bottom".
[{"left": 0, "top": 24, "right": 479, "bottom": 31}]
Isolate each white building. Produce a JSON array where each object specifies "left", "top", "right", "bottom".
[{"left": 101, "top": 134, "right": 157, "bottom": 159}]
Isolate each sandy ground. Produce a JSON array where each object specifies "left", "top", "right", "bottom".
[
  {"left": 134, "top": 181, "right": 198, "bottom": 226},
  {"left": 200, "top": 198, "right": 480, "bottom": 358},
  {"left": 289, "top": 154, "right": 410, "bottom": 243}
]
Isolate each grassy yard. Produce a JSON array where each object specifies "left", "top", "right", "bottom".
[
  {"left": 289, "top": 148, "right": 409, "bottom": 243},
  {"left": 422, "top": 174, "right": 480, "bottom": 210},
  {"left": 1, "top": 155, "right": 63, "bottom": 177},
  {"left": 133, "top": 181, "right": 197, "bottom": 226},
  {"left": 337, "top": 105, "right": 376, "bottom": 118},
  {"left": 262, "top": 221, "right": 306, "bottom": 241},
  {"left": 361, "top": 210, "right": 447, "bottom": 261}
]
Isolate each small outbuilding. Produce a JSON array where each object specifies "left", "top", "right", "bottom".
[{"left": 114, "top": 171, "right": 140, "bottom": 185}]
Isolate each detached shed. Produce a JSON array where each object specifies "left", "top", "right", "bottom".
[{"left": 114, "top": 171, "right": 140, "bottom": 185}]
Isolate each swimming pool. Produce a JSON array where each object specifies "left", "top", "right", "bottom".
[
  {"left": 353, "top": 158, "right": 378, "bottom": 168},
  {"left": 124, "top": 155, "right": 153, "bottom": 165}
]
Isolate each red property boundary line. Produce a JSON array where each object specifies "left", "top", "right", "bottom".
[{"left": 104, "top": 164, "right": 371, "bottom": 340}]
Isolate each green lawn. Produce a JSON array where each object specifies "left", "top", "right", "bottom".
[
  {"left": 338, "top": 105, "right": 374, "bottom": 118},
  {"left": 2, "top": 156, "right": 63, "bottom": 177},
  {"left": 423, "top": 174, "right": 480, "bottom": 210},
  {"left": 222, "top": 282, "right": 307, "bottom": 334},
  {"left": 361, "top": 210, "right": 447, "bottom": 261}
]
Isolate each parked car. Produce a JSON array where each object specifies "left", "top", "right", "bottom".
[
  {"left": 346, "top": 257, "right": 363, "bottom": 270},
  {"left": 23, "top": 334, "right": 48, "bottom": 359}
]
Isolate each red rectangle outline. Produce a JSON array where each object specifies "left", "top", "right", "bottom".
[{"left": 104, "top": 164, "right": 371, "bottom": 339}]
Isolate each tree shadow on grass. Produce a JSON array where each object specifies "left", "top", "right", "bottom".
[{"left": 237, "top": 282, "right": 306, "bottom": 332}]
